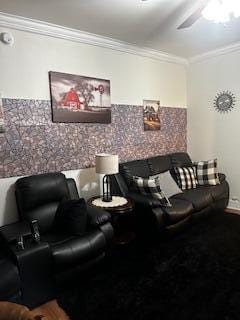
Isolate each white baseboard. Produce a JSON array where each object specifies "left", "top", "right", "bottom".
[{"left": 227, "top": 200, "right": 240, "bottom": 211}]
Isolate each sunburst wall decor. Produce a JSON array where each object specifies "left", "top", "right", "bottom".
[{"left": 214, "top": 91, "right": 236, "bottom": 113}]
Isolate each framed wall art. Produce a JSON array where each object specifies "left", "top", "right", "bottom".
[
  {"left": 49, "top": 71, "right": 111, "bottom": 123},
  {"left": 143, "top": 99, "right": 161, "bottom": 131}
]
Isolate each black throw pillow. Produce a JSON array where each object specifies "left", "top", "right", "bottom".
[{"left": 54, "top": 198, "right": 88, "bottom": 235}]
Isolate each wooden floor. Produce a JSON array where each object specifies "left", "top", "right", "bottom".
[
  {"left": 32, "top": 300, "right": 70, "bottom": 320},
  {"left": 225, "top": 208, "right": 240, "bottom": 215}
]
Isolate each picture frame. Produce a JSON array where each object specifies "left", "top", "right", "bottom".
[
  {"left": 49, "top": 71, "right": 111, "bottom": 123},
  {"left": 143, "top": 99, "right": 161, "bottom": 131}
]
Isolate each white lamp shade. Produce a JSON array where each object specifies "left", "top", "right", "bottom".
[{"left": 95, "top": 153, "right": 119, "bottom": 174}]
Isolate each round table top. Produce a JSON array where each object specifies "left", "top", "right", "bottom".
[{"left": 87, "top": 196, "right": 134, "bottom": 214}]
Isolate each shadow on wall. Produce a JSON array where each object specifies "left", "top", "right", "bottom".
[
  {"left": 63, "top": 167, "right": 100, "bottom": 200},
  {"left": 79, "top": 168, "right": 99, "bottom": 199}
]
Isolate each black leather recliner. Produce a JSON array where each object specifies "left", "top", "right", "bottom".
[
  {"left": 14, "top": 172, "right": 114, "bottom": 282},
  {"left": 0, "top": 245, "right": 21, "bottom": 303},
  {"left": 111, "top": 152, "right": 229, "bottom": 236}
]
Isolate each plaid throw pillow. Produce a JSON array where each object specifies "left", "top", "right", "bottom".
[
  {"left": 194, "top": 159, "right": 220, "bottom": 185},
  {"left": 133, "top": 176, "right": 171, "bottom": 207},
  {"left": 174, "top": 166, "right": 197, "bottom": 190}
]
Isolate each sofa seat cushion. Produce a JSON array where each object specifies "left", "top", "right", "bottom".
[
  {"left": 165, "top": 198, "right": 193, "bottom": 225},
  {"left": 199, "top": 181, "right": 229, "bottom": 201},
  {"left": 0, "top": 255, "right": 21, "bottom": 299},
  {"left": 42, "top": 230, "right": 106, "bottom": 271},
  {"left": 173, "top": 187, "right": 213, "bottom": 211}
]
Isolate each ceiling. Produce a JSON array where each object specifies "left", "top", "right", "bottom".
[{"left": 1, "top": 0, "right": 240, "bottom": 58}]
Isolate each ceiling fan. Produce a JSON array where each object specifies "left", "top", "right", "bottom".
[
  {"left": 178, "top": 0, "right": 240, "bottom": 29},
  {"left": 177, "top": 0, "right": 211, "bottom": 29}
]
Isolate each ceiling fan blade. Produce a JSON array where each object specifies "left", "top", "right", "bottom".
[{"left": 178, "top": 0, "right": 210, "bottom": 29}]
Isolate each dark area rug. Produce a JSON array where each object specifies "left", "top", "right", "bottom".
[{"left": 58, "top": 212, "right": 240, "bottom": 320}]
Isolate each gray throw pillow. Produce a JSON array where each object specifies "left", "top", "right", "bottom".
[{"left": 150, "top": 171, "right": 183, "bottom": 198}]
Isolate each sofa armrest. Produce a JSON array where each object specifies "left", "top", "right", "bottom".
[
  {"left": 86, "top": 205, "right": 111, "bottom": 227},
  {"left": 127, "top": 192, "right": 162, "bottom": 208},
  {"left": 0, "top": 221, "right": 31, "bottom": 244},
  {"left": 219, "top": 173, "right": 226, "bottom": 183}
]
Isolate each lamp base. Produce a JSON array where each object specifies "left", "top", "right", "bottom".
[
  {"left": 102, "top": 175, "right": 112, "bottom": 202},
  {"left": 102, "top": 194, "right": 112, "bottom": 202}
]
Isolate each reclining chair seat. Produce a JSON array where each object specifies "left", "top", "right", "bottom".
[{"left": 42, "top": 229, "right": 106, "bottom": 271}]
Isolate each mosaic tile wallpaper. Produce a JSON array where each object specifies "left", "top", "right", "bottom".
[{"left": 0, "top": 99, "right": 187, "bottom": 178}]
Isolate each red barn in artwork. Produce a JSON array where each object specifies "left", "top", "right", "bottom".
[{"left": 62, "top": 88, "right": 82, "bottom": 109}]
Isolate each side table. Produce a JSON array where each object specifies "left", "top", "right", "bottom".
[{"left": 87, "top": 196, "right": 135, "bottom": 245}]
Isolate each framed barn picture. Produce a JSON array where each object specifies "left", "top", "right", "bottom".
[
  {"left": 143, "top": 99, "right": 161, "bottom": 131},
  {"left": 49, "top": 71, "right": 111, "bottom": 123}
]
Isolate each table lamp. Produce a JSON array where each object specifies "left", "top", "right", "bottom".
[{"left": 95, "top": 153, "right": 119, "bottom": 202}]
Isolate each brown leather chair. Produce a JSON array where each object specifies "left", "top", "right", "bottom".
[{"left": 0, "top": 302, "right": 44, "bottom": 320}]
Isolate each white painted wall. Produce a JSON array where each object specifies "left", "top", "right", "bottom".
[
  {"left": 0, "top": 26, "right": 187, "bottom": 225},
  {"left": 188, "top": 51, "right": 240, "bottom": 209},
  {"left": 0, "top": 27, "right": 187, "bottom": 107}
]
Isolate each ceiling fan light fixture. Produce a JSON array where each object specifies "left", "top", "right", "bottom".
[{"left": 202, "top": 0, "right": 240, "bottom": 23}]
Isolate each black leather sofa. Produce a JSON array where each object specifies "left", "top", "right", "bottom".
[
  {"left": 0, "top": 172, "right": 114, "bottom": 307},
  {"left": 111, "top": 152, "right": 229, "bottom": 235}
]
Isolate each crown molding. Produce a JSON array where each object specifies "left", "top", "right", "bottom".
[
  {"left": 0, "top": 12, "right": 188, "bottom": 66},
  {"left": 189, "top": 41, "right": 240, "bottom": 64}
]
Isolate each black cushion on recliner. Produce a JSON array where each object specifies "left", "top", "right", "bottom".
[
  {"left": 16, "top": 173, "right": 70, "bottom": 233},
  {"left": 54, "top": 199, "right": 88, "bottom": 235}
]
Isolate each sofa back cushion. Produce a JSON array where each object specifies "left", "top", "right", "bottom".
[
  {"left": 148, "top": 155, "right": 172, "bottom": 175},
  {"left": 117, "top": 153, "right": 193, "bottom": 194},
  {"left": 15, "top": 172, "right": 70, "bottom": 233},
  {"left": 170, "top": 152, "right": 192, "bottom": 167},
  {"left": 120, "top": 159, "right": 151, "bottom": 188}
]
